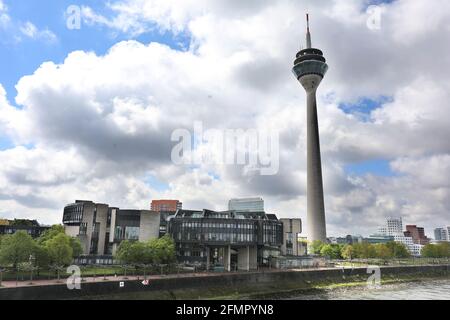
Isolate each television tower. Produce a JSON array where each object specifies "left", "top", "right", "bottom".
[{"left": 292, "top": 14, "right": 328, "bottom": 242}]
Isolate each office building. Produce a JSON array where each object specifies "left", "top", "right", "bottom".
[
  {"left": 292, "top": 14, "right": 328, "bottom": 242},
  {"left": 151, "top": 200, "right": 182, "bottom": 212},
  {"left": 434, "top": 227, "right": 450, "bottom": 241},
  {"left": 228, "top": 198, "right": 264, "bottom": 213},
  {"left": 0, "top": 219, "right": 50, "bottom": 238},
  {"left": 404, "top": 225, "right": 430, "bottom": 245},
  {"left": 63, "top": 200, "right": 160, "bottom": 256},
  {"left": 168, "top": 209, "right": 283, "bottom": 271}
]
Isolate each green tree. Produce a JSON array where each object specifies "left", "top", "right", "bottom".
[
  {"left": 375, "top": 243, "right": 393, "bottom": 260},
  {"left": 422, "top": 243, "right": 450, "bottom": 258},
  {"left": 69, "top": 237, "right": 83, "bottom": 258},
  {"left": 353, "top": 242, "right": 377, "bottom": 259},
  {"left": 0, "top": 231, "right": 36, "bottom": 268},
  {"left": 45, "top": 233, "right": 73, "bottom": 267},
  {"left": 320, "top": 244, "right": 343, "bottom": 259},
  {"left": 310, "top": 240, "right": 325, "bottom": 255},
  {"left": 341, "top": 245, "right": 354, "bottom": 260},
  {"left": 37, "top": 225, "right": 65, "bottom": 245},
  {"left": 39, "top": 225, "right": 82, "bottom": 258},
  {"left": 386, "top": 241, "right": 410, "bottom": 258}
]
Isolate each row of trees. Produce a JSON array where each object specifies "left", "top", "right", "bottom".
[
  {"left": 310, "top": 240, "right": 450, "bottom": 260},
  {"left": 310, "top": 240, "right": 411, "bottom": 260},
  {"left": 0, "top": 225, "right": 83, "bottom": 278},
  {"left": 421, "top": 242, "right": 450, "bottom": 258},
  {"left": 115, "top": 235, "right": 176, "bottom": 266}
]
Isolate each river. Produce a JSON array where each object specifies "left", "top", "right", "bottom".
[{"left": 284, "top": 279, "right": 450, "bottom": 300}]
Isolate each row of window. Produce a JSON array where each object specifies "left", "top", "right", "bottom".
[
  {"left": 181, "top": 222, "right": 255, "bottom": 230},
  {"left": 177, "top": 232, "right": 255, "bottom": 243}
]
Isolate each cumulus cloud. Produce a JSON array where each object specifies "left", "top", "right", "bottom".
[{"left": 0, "top": 0, "right": 448, "bottom": 237}]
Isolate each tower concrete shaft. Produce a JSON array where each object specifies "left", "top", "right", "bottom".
[
  {"left": 306, "top": 85, "right": 327, "bottom": 243},
  {"left": 292, "top": 15, "right": 328, "bottom": 243}
]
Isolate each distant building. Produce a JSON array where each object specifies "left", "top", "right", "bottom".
[
  {"left": 373, "top": 217, "right": 423, "bottom": 256},
  {"left": 168, "top": 209, "right": 283, "bottom": 271},
  {"left": 434, "top": 227, "right": 450, "bottom": 241},
  {"left": 151, "top": 200, "right": 182, "bottom": 237},
  {"left": 0, "top": 219, "right": 50, "bottom": 238},
  {"left": 365, "top": 235, "right": 395, "bottom": 244},
  {"left": 280, "top": 219, "right": 303, "bottom": 256},
  {"left": 63, "top": 200, "right": 160, "bottom": 257},
  {"left": 228, "top": 198, "right": 264, "bottom": 213},
  {"left": 377, "top": 217, "right": 403, "bottom": 236},
  {"left": 404, "top": 225, "right": 430, "bottom": 245},
  {"left": 151, "top": 200, "right": 182, "bottom": 212}
]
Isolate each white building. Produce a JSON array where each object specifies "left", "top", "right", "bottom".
[
  {"left": 376, "top": 217, "right": 423, "bottom": 256},
  {"left": 228, "top": 197, "right": 265, "bottom": 212},
  {"left": 377, "top": 217, "right": 403, "bottom": 236},
  {"left": 434, "top": 227, "right": 450, "bottom": 241}
]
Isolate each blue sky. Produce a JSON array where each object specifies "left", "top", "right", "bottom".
[{"left": 0, "top": 0, "right": 189, "bottom": 103}]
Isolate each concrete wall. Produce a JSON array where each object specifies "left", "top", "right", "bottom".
[
  {"left": 81, "top": 202, "right": 95, "bottom": 255},
  {"left": 64, "top": 225, "right": 79, "bottom": 238},
  {"left": 280, "top": 219, "right": 302, "bottom": 256},
  {"left": 139, "top": 211, "right": 160, "bottom": 242},
  {"left": 96, "top": 204, "right": 109, "bottom": 255},
  {"left": 237, "top": 247, "right": 250, "bottom": 271},
  {"left": 1, "top": 265, "right": 448, "bottom": 300}
]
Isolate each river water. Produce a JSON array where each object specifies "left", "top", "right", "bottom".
[{"left": 285, "top": 279, "right": 450, "bottom": 300}]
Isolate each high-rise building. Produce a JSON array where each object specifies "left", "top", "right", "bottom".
[
  {"left": 404, "top": 225, "right": 430, "bottom": 245},
  {"left": 434, "top": 227, "right": 450, "bottom": 241},
  {"left": 292, "top": 14, "right": 328, "bottom": 242},
  {"left": 377, "top": 217, "right": 403, "bottom": 236},
  {"left": 228, "top": 197, "right": 264, "bottom": 212},
  {"left": 151, "top": 200, "right": 182, "bottom": 212}
]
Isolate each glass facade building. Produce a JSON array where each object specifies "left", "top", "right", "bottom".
[{"left": 168, "top": 209, "right": 283, "bottom": 270}]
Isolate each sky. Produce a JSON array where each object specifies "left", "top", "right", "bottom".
[{"left": 0, "top": 0, "right": 449, "bottom": 237}]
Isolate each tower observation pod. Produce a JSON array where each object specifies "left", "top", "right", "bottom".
[{"left": 292, "top": 14, "right": 328, "bottom": 243}]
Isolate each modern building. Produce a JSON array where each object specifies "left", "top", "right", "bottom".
[
  {"left": 292, "top": 14, "right": 328, "bottom": 243},
  {"left": 0, "top": 219, "right": 50, "bottom": 238},
  {"left": 228, "top": 198, "right": 264, "bottom": 213},
  {"left": 404, "top": 225, "right": 430, "bottom": 245},
  {"left": 151, "top": 200, "right": 182, "bottom": 237},
  {"left": 434, "top": 227, "right": 450, "bottom": 241},
  {"left": 63, "top": 200, "right": 160, "bottom": 256},
  {"left": 373, "top": 217, "right": 424, "bottom": 256},
  {"left": 168, "top": 209, "right": 283, "bottom": 271},
  {"left": 280, "top": 219, "right": 303, "bottom": 256},
  {"left": 377, "top": 217, "right": 403, "bottom": 236}
]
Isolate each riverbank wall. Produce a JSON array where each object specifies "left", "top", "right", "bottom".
[{"left": 1, "top": 264, "right": 449, "bottom": 300}]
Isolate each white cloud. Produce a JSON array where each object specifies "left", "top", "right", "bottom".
[
  {"left": 19, "top": 21, "right": 57, "bottom": 43},
  {"left": 0, "top": 0, "right": 448, "bottom": 238}
]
